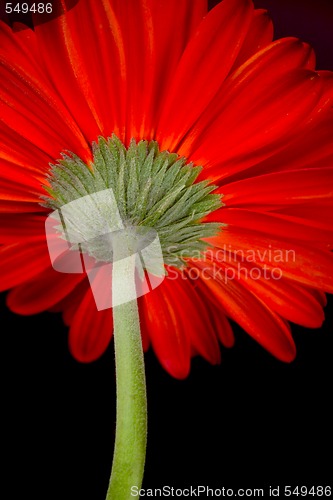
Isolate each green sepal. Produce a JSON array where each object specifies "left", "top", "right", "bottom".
[{"left": 42, "top": 135, "right": 224, "bottom": 267}]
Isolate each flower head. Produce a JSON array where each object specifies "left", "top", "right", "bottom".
[{"left": 1, "top": 0, "right": 332, "bottom": 379}]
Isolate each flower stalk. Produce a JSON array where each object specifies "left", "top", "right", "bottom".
[{"left": 106, "top": 250, "right": 147, "bottom": 500}]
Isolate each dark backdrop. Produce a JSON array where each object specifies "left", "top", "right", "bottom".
[{"left": 2, "top": 1, "right": 332, "bottom": 499}]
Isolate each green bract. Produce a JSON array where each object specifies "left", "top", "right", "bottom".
[{"left": 42, "top": 135, "right": 223, "bottom": 267}]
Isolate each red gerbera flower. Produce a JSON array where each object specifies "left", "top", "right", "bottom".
[
  {"left": 1, "top": 0, "right": 333, "bottom": 497},
  {"left": 1, "top": 0, "right": 332, "bottom": 379}
]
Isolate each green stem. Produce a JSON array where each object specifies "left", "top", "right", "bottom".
[{"left": 106, "top": 253, "right": 147, "bottom": 500}]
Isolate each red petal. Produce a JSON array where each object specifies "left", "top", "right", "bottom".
[
  {"left": 0, "top": 121, "right": 52, "bottom": 175},
  {"left": 0, "top": 200, "right": 46, "bottom": 213},
  {"left": 211, "top": 227, "right": 333, "bottom": 293},
  {"left": 192, "top": 260, "right": 296, "bottom": 362},
  {"left": 211, "top": 208, "right": 333, "bottom": 245},
  {"left": 141, "top": 279, "right": 191, "bottom": 379},
  {"left": 193, "top": 280, "right": 235, "bottom": 348},
  {"left": 141, "top": 0, "right": 208, "bottom": 140},
  {"left": 0, "top": 22, "right": 45, "bottom": 79},
  {"left": 248, "top": 112, "right": 333, "bottom": 180},
  {"left": 0, "top": 240, "right": 51, "bottom": 291},
  {"left": 208, "top": 255, "right": 325, "bottom": 328},
  {"left": 180, "top": 38, "right": 318, "bottom": 165},
  {"left": 33, "top": 0, "right": 207, "bottom": 143},
  {"left": 69, "top": 271, "right": 113, "bottom": 363},
  {"left": 164, "top": 270, "right": 221, "bottom": 365},
  {"left": 191, "top": 70, "right": 322, "bottom": 182},
  {"left": 212, "top": 311, "right": 235, "bottom": 348},
  {"left": 33, "top": 5, "right": 110, "bottom": 142},
  {"left": 231, "top": 9, "right": 274, "bottom": 71},
  {"left": 222, "top": 168, "right": 333, "bottom": 209},
  {"left": 275, "top": 203, "right": 333, "bottom": 231},
  {"left": 0, "top": 164, "right": 46, "bottom": 202},
  {"left": 0, "top": 158, "right": 45, "bottom": 194},
  {"left": 228, "top": 76, "right": 333, "bottom": 182},
  {"left": 0, "top": 42, "right": 90, "bottom": 161},
  {"left": 156, "top": 0, "right": 253, "bottom": 151},
  {"left": 0, "top": 214, "right": 45, "bottom": 243},
  {"left": 121, "top": 0, "right": 209, "bottom": 140},
  {"left": 61, "top": 280, "right": 89, "bottom": 326},
  {"left": 7, "top": 268, "right": 83, "bottom": 315}
]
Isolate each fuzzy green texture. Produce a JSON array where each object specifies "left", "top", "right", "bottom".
[
  {"left": 106, "top": 248, "right": 147, "bottom": 500},
  {"left": 42, "top": 134, "right": 223, "bottom": 267}
]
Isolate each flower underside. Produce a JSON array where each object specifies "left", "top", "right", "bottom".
[{"left": 41, "top": 135, "right": 223, "bottom": 267}]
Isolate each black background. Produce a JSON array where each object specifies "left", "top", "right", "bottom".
[{"left": 2, "top": 1, "right": 333, "bottom": 499}]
